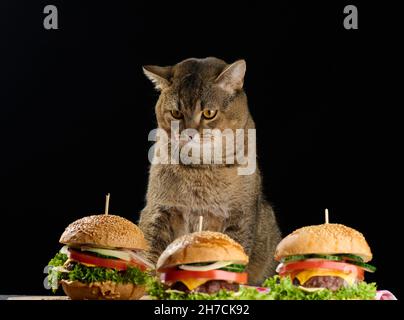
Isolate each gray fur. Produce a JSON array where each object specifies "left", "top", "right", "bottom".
[{"left": 139, "top": 57, "right": 281, "bottom": 285}]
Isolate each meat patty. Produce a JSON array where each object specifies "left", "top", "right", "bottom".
[
  {"left": 294, "top": 276, "right": 348, "bottom": 291},
  {"left": 171, "top": 280, "right": 240, "bottom": 294}
]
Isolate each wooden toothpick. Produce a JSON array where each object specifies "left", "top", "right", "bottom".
[
  {"left": 105, "top": 193, "right": 110, "bottom": 215},
  {"left": 198, "top": 216, "right": 203, "bottom": 232},
  {"left": 325, "top": 208, "right": 329, "bottom": 224}
]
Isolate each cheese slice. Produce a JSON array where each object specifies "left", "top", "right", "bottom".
[
  {"left": 64, "top": 257, "right": 97, "bottom": 268},
  {"left": 79, "top": 262, "right": 98, "bottom": 267},
  {"left": 179, "top": 278, "right": 210, "bottom": 291},
  {"left": 295, "top": 269, "right": 357, "bottom": 286}
]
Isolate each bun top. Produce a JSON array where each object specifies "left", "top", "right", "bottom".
[
  {"left": 156, "top": 231, "right": 249, "bottom": 271},
  {"left": 59, "top": 214, "right": 148, "bottom": 250},
  {"left": 275, "top": 223, "right": 372, "bottom": 262}
]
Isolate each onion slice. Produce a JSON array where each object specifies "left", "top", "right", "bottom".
[
  {"left": 59, "top": 245, "right": 70, "bottom": 256},
  {"left": 123, "top": 250, "right": 155, "bottom": 270},
  {"left": 298, "top": 286, "right": 326, "bottom": 292},
  {"left": 275, "top": 263, "right": 284, "bottom": 273},
  {"left": 52, "top": 266, "right": 70, "bottom": 273},
  {"left": 60, "top": 245, "right": 155, "bottom": 270},
  {"left": 179, "top": 261, "right": 234, "bottom": 271}
]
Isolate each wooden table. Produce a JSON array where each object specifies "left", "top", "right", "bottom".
[{"left": 0, "top": 295, "right": 69, "bottom": 300}]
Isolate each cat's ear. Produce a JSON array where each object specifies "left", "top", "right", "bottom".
[
  {"left": 214, "top": 60, "right": 246, "bottom": 94},
  {"left": 142, "top": 65, "right": 173, "bottom": 91}
]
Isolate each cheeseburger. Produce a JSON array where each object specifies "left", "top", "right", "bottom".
[
  {"left": 263, "top": 223, "right": 377, "bottom": 300},
  {"left": 47, "top": 214, "right": 154, "bottom": 300},
  {"left": 148, "top": 231, "right": 266, "bottom": 299}
]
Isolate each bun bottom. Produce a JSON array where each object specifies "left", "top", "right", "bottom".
[{"left": 61, "top": 280, "right": 145, "bottom": 300}]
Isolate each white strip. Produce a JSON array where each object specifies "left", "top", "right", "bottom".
[
  {"left": 124, "top": 250, "right": 155, "bottom": 269},
  {"left": 275, "top": 263, "right": 284, "bottom": 273},
  {"left": 179, "top": 261, "right": 233, "bottom": 271}
]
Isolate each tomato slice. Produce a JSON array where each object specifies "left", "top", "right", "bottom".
[
  {"left": 278, "top": 260, "right": 364, "bottom": 280},
  {"left": 69, "top": 249, "right": 146, "bottom": 271},
  {"left": 161, "top": 269, "right": 248, "bottom": 284}
]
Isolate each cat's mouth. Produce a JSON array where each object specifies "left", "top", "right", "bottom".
[
  {"left": 166, "top": 133, "right": 239, "bottom": 165},
  {"left": 170, "top": 132, "right": 215, "bottom": 147},
  {"left": 151, "top": 127, "right": 255, "bottom": 172}
]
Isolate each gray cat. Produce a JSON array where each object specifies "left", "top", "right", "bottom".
[{"left": 139, "top": 57, "right": 281, "bottom": 284}]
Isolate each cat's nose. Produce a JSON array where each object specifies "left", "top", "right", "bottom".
[
  {"left": 187, "top": 132, "right": 197, "bottom": 140},
  {"left": 182, "top": 130, "right": 199, "bottom": 141}
]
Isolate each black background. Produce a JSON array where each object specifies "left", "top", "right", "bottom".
[{"left": 0, "top": 0, "right": 401, "bottom": 297}]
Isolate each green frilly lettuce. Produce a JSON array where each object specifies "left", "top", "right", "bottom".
[
  {"left": 262, "top": 275, "right": 377, "bottom": 300},
  {"left": 146, "top": 278, "right": 271, "bottom": 300},
  {"left": 146, "top": 275, "right": 377, "bottom": 300},
  {"left": 48, "top": 252, "right": 377, "bottom": 300},
  {"left": 47, "top": 252, "right": 151, "bottom": 293}
]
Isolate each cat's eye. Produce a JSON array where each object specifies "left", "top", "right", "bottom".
[
  {"left": 171, "top": 110, "right": 183, "bottom": 119},
  {"left": 202, "top": 109, "right": 217, "bottom": 120}
]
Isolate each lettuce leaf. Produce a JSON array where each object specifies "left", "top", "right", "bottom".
[
  {"left": 66, "top": 263, "right": 149, "bottom": 285},
  {"left": 47, "top": 251, "right": 151, "bottom": 293},
  {"left": 220, "top": 264, "right": 246, "bottom": 273},
  {"left": 178, "top": 263, "right": 246, "bottom": 273},
  {"left": 48, "top": 252, "right": 377, "bottom": 300},
  {"left": 262, "top": 275, "right": 377, "bottom": 300},
  {"left": 146, "top": 278, "right": 271, "bottom": 300},
  {"left": 48, "top": 252, "right": 68, "bottom": 267}
]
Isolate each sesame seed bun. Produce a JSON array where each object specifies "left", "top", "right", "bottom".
[
  {"left": 156, "top": 231, "right": 249, "bottom": 271},
  {"left": 61, "top": 280, "right": 145, "bottom": 300},
  {"left": 59, "top": 214, "right": 148, "bottom": 250},
  {"left": 274, "top": 223, "right": 372, "bottom": 262}
]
